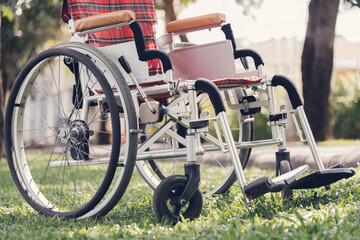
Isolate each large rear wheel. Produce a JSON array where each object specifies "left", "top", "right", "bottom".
[
  {"left": 5, "top": 47, "right": 129, "bottom": 218},
  {"left": 54, "top": 42, "right": 138, "bottom": 218}
]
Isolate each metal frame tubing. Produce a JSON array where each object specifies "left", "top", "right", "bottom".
[
  {"left": 296, "top": 106, "right": 325, "bottom": 170},
  {"left": 218, "top": 111, "right": 251, "bottom": 205},
  {"left": 266, "top": 80, "right": 287, "bottom": 151},
  {"left": 186, "top": 81, "right": 201, "bottom": 163}
]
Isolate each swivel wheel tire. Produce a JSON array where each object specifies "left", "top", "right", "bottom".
[
  {"left": 279, "top": 161, "right": 294, "bottom": 199},
  {"left": 153, "top": 175, "right": 203, "bottom": 223}
]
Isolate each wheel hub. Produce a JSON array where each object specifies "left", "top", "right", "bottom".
[
  {"left": 69, "top": 120, "right": 88, "bottom": 143},
  {"left": 57, "top": 120, "right": 90, "bottom": 160},
  {"left": 58, "top": 120, "right": 88, "bottom": 144},
  {"left": 58, "top": 126, "right": 70, "bottom": 143}
]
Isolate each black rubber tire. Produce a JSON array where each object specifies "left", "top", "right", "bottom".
[
  {"left": 5, "top": 48, "right": 121, "bottom": 218},
  {"left": 54, "top": 42, "right": 138, "bottom": 219},
  {"left": 279, "top": 161, "right": 293, "bottom": 199},
  {"left": 153, "top": 175, "right": 203, "bottom": 223}
]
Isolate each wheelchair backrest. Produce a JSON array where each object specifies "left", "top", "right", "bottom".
[
  {"left": 99, "top": 42, "right": 149, "bottom": 84},
  {"left": 171, "top": 40, "right": 237, "bottom": 80},
  {"left": 62, "top": 0, "right": 162, "bottom": 77}
]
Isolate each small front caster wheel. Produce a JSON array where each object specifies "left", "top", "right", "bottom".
[
  {"left": 279, "top": 161, "right": 293, "bottom": 199},
  {"left": 153, "top": 175, "right": 203, "bottom": 223}
]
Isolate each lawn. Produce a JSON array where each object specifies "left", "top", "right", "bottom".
[{"left": 1, "top": 159, "right": 360, "bottom": 240}]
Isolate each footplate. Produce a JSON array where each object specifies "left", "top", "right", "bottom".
[
  {"left": 288, "top": 167, "right": 355, "bottom": 190},
  {"left": 244, "top": 165, "right": 309, "bottom": 199}
]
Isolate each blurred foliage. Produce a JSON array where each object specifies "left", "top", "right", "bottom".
[
  {"left": 344, "top": 0, "right": 360, "bottom": 7},
  {"left": 254, "top": 111, "right": 271, "bottom": 140},
  {"left": 1, "top": 0, "right": 66, "bottom": 90},
  {"left": 252, "top": 91, "right": 273, "bottom": 141},
  {"left": 236, "top": 0, "right": 264, "bottom": 15},
  {"left": 330, "top": 72, "right": 360, "bottom": 139},
  {"left": 154, "top": 0, "right": 196, "bottom": 11}
]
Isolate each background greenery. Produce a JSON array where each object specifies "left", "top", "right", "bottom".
[
  {"left": 331, "top": 73, "right": 360, "bottom": 139},
  {"left": 253, "top": 72, "right": 360, "bottom": 141}
]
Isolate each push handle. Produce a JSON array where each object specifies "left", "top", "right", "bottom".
[
  {"left": 129, "top": 22, "right": 173, "bottom": 73},
  {"left": 221, "top": 24, "right": 264, "bottom": 69},
  {"left": 194, "top": 79, "right": 226, "bottom": 115},
  {"left": 271, "top": 75, "right": 303, "bottom": 109},
  {"left": 234, "top": 49, "right": 264, "bottom": 69}
]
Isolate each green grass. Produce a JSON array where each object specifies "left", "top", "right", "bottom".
[
  {"left": 1, "top": 159, "right": 360, "bottom": 240},
  {"left": 317, "top": 139, "right": 360, "bottom": 146}
]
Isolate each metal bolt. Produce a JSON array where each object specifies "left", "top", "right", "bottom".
[
  {"left": 179, "top": 199, "right": 187, "bottom": 206},
  {"left": 70, "top": 128, "right": 80, "bottom": 140}
]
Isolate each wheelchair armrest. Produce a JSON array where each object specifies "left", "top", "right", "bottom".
[
  {"left": 166, "top": 13, "right": 226, "bottom": 34},
  {"left": 234, "top": 49, "right": 264, "bottom": 69},
  {"left": 73, "top": 10, "right": 135, "bottom": 34},
  {"left": 130, "top": 22, "right": 173, "bottom": 73}
]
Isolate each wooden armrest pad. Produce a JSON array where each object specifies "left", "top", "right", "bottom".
[
  {"left": 166, "top": 13, "right": 226, "bottom": 33},
  {"left": 74, "top": 10, "right": 136, "bottom": 32}
]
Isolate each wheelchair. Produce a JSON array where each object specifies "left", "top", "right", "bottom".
[{"left": 4, "top": 8, "right": 356, "bottom": 222}]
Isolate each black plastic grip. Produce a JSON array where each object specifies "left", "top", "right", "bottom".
[
  {"left": 194, "top": 79, "right": 226, "bottom": 115},
  {"left": 271, "top": 75, "right": 303, "bottom": 109},
  {"left": 221, "top": 24, "right": 237, "bottom": 51},
  {"left": 139, "top": 49, "right": 172, "bottom": 72},
  {"left": 129, "top": 22, "right": 173, "bottom": 72},
  {"left": 234, "top": 49, "right": 264, "bottom": 69},
  {"left": 118, "top": 56, "right": 132, "bottom": 74},
  {"left": 244, "top": 176, "right": 286, "bottom": 199},
  {"left": 129, "top": 22, "right": 146, "bottom": 54},
  {"left": 221, "top": 24, "right": 249, "bottom": 69},
  {"left": 244, "top": 176, "right": 272, "bottom": 199}
]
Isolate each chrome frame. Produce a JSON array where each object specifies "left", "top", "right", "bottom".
[{"left": 51, "top": 15, "right": 329, "bottom": 204}]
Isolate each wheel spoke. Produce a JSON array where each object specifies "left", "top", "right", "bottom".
[
  {"left": 7, "top": 46, "right": 134, "bottom": 218},
  {"left": 137, "top": 89, "right": 253, "bottom": 197}
]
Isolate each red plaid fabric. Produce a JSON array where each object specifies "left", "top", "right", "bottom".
[
  {"left": 61, "top": 0, "right": 162, "bottom": 75},
  {"left": 212, "top": 77, "right": 263, "bottom": 89},
  {"left": 91, "top": 78, "right": 263, "bottom": 105}
]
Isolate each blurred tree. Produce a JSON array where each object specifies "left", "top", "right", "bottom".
[
  {"left": 301, "top": 0, "right": 339, "bottom": 141},
  {"left": 155, "top": 0, "right": 264, "bottom": 41},
  {"left": 236, "top": 0, "right": 264, "bottom": 15},
  {"left": 0, "top": 0, "right": 64, "bottom": 157},
  {"left": 154, "top": 0, "right": 195, "bottom": 23},
  {"left": 346, "top": 0, "right": 360, "bottom": 7},
  {"left": 154, "top": 0, "right": 196, "bottom": 42},
  {"left": 301, "top": 0, "right": 359, "bottom": 141}
]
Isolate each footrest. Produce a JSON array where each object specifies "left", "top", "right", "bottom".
[
  {"left": 244, "top": 165, "right": 309, "bottom": 199},
  {"left": 189, "top": 119, "right": 209, "bottom": 129},
  {"left": 288, "top": 167, "right": 356, "bottom": 190}
]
